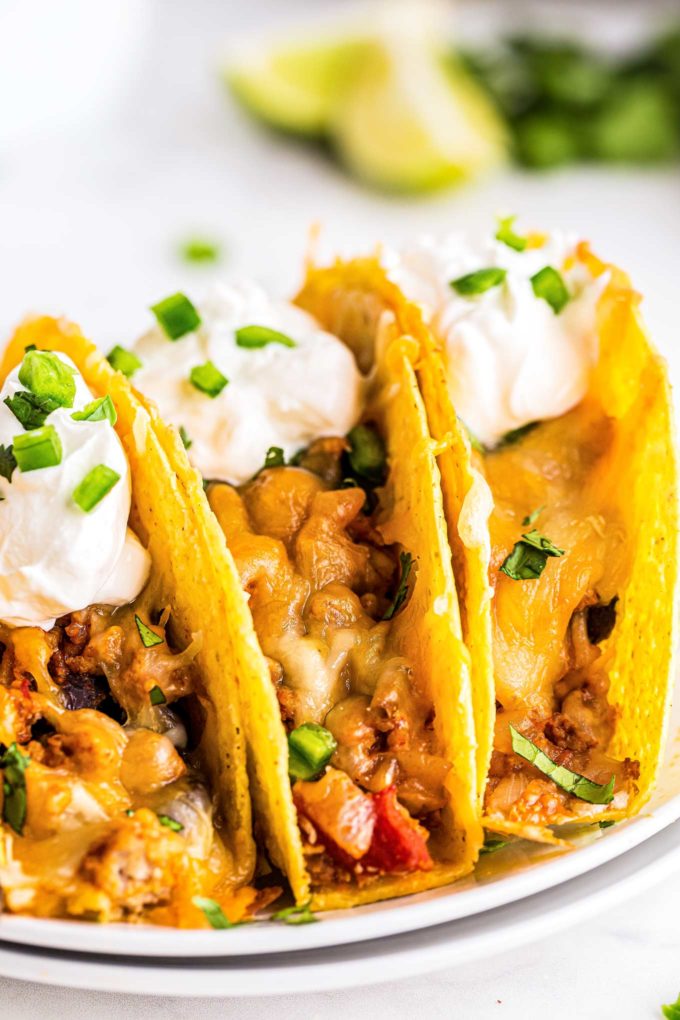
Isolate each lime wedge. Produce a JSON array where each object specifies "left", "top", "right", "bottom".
[
  {"left": 227, "top": 38, "right": 369, "bottom": 138},
  {"left": 331, "top": 42, "right": 506, "bottom": 192}
]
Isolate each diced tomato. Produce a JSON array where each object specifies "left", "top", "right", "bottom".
[
  {"left": 363, "top": 786, "right": 433, "bottom": 873},
  {"left": 293, "top": 768, "right": 376, "bottom": 860}
]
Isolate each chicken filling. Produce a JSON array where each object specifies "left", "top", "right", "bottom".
[{"left": 209, "top": 434, "right": 450, "bottom": 882}]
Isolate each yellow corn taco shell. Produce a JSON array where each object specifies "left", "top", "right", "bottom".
[
  {"left": 204, "top": 273, "right": 481, "bottom": 908},
  {"left": 301, "top": 245, "right": 678, "bottom": 840},
  {"left": 0, "top": 317, "right": 256, "bottom": 889},
  {"left": 292, "top": 276, "right": 480, "bottom": 908},
  {"left": 297, "top": 257, "right": 495, "bottom": 806}
]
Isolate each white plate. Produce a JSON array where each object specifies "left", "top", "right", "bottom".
[
  {"left": 2, "top": 744, "right": 680, "bottom": 959},
  {"left": 2, "top": 814, "right": 679, "bottom": 997}
]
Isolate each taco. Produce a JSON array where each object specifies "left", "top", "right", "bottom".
[
  {"left": 301, "top": 226, "right": 679, "bottom": 840},
  {"left": 0, "top": 317, "right": 259, "bottom": 925},
  {"left": 127, "top": 280, "right": 480, "bottom": 907}
]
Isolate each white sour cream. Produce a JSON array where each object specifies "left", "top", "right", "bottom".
[
  {"left": 383, "top": 231, "right": 606, "bottom": 448},
  {"left": 131, "top": 280, "right": 366, "bottom": 484},
  {"left": 0, "top": 353, "right": 150, "bottom": 629}
]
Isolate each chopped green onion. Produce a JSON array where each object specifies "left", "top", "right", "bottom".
[
  {"left": 71, "top": 395, "right": 117, "bottom": 426},
  {"left": 0, "top": 445, "right": 17, "bottom": 483},
  {"left": 125, "top": 808, "right": 135, "bottom": 817},
  {"left": 522, "top": 505, "right": 545, "bottom": 527},
  {"left": 510, "top": 725, "right": 615, "bottom": 804},
  {"left": 107, "top": 345, "right": 142, "bottom": 379},
  {"left": 235, "top": 325, "right": 296, "bottom": 349},
  {"left": 500, "top": 529, "right": 564, "bottom": 581},
  {"left": 498, "top": 421, "right": 539, "bottom": 447},
  {"left": 180, "top": 238, "right": 221, "bottom": 264},
  {"left": 495, "top": 215, "right": 527, "bottom": 252},
  {"left": 383, "top": 551, "right": 414, "bottom": 620},
  {"left": 662, "top": 993, "right": 680, "bottom": 1020},
  {"left": 18, "top": 350, "right": 76, "bottom": 410},
  {"left": 0, "top": 742, "right": 30, "bottom": 835},
  {"left": 192, "top": 896, "right": 241, "bottom": 929},
  {"left": 135, "top": 615, "right": 164, "bottom": 649},
  {"left": 599, "top": 820, "right": 616, "bottom": 829},
  {"left": 480, "top": 836, "right": 510, "bottom": 855},
  {"left": 149, "top": 685, "right": 166, "bottom": 706},
  {"left": 451, "top": 267, "right": 507, "bottom": 295},
  {"left": 179, "top": 425, "right": 192, "bottom": 450},
  {"left": 189, "top": 361, "right": 228, "bottom": 398},
  {"left": 157, "top": 813, "right": 184, "bottom": 832},
  {"left": 347, "top": 424, "right": 387, "bottom": 486},
  {"left": 264, "top": 446, "right": 285, "bottom": 469},
  {"left": 13, "top": 425, "right": 62, "bottom": 472},
  {"left": 271, "top": 901, "right": 318, "bottom": 925},
  {"left": 151, "top": 293, "right": 201, "bottom": 340},
  {"left": 72, "top": 464, "right": 120, "bottom": 512},
  {"left": 530, "top": 266, "right": 570, "bottom": 314},
  {"left": 288, "top": 723, "right": 337, "bottom": 781},
  {"left": 4, "top": 390, "right": 53, "bottom": 430}
]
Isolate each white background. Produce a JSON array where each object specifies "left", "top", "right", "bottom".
[{"left": 0, "top": 0, "right": 679, "bottom": 1016}]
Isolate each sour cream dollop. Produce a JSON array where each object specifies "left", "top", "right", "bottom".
[
  {"left": 131, "top": 280, "right": 366, "bottom": 485},
  {"left": 383, "top": 231, "right": 606, "bottom": 448},
  {"left": 0, "top": 353, "right": 150, "bottom": 629}
]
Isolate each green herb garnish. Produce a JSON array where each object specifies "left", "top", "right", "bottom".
[
  {"left": 72, "top": 465, "right": 120, "bottom": 512},
  {"left": 662, "top": 992, "right": 680, "bottom": 1019},
  {"left": 480, "top": 836, "right": 510, "bottom": 855},
  {"left": 180, "top": 238, "right": 221, "bottom": 264},
  {"left": 4, "top": 390, "right": 54, "bottom": 430},
  {"left": 530, "top": 266, "right": 570, "bottom": 313},
  {"left": 158, "top": 814, "right": 184, "bottom": 832},
  {"left": 0, "top": 742, "right": 30, "bottom": 835},
  {"left": 179, "top": 425, "right": 192, "bottom": 450},
  {"left": 495, "top": 215, "right": 527, "bottom": 251},
  {"left": 510, "top": 725, "right": 615, "bottom": 804},
  {"left": 264, "top": 446, "right": 285, "bottom": 469},
  {"left": 192, "top": 896, "right": 241, "bottom": 929},
  {"left": 271, "top": 901, "right": 318, "bottom": 925},
  {"left": 347, "top": 424, "right": 387, "bottom": 486},
  {"left": 599, "top": 820, "right": 616, "bottom": 829},
  {"left": 451, "top": 267, "right": 507, "bottom": 295},
  {"left": 72, "top": 395, "right": 117, "bottom": 426},
  {"left": 18, "top": 350, "right": 76, "bottom": 410},
  {"left": 383, "top": 550, "right": 414, "bottom": 620},
  {"left": 151, "top": 293, "right": 201, "bottom": 341},
  {"left": 107, "top": 345, "right": 142, "bottom": 379},
  {"left": 500, "top": 528, "right": 564, "bottom": 580},
  {"left": 0, "top": 445, "right": 17, "bottom": 483},
  {"left": 189, "top": 361, "right": 228, "bottom": 398},
  {"left": 235, "top": 325, "right": 296, "bottom": 349},
  {"left": 135, "top": 615, "right": 164, "bottom": 649},
  {"left": 522, "top": 505, "right": 545, "bottom": 527},
  {"left": 13, "top": 425, "right": 62, "bottom": 472},
  {"left": 149, "top": 685, "right": 167, "bottom": 706},
  {"left": 288, "top": 723, "right": 337, "bottom": 782},
  {"left": 498, "top": 421, "right": 539, "bottom": 447}
]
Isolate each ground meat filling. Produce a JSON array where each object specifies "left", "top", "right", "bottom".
[
  {"left": 0, "top": 605, "right": 220, "bottom": 920},
  {"left": 485, "top": 600, "right": 639, "bottom": 824},
  {"left": 209, "top": 435, "right": 449, "bottom": 880}
]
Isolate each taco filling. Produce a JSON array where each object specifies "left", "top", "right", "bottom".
[
  {"left": 0, "top": 347, "right": 251, "bottom": 924},
  {"left": 385, "top": 226, "right": 647, "bottom": 829},
  {"left": 129, "top": 280, "right": 461, "bottom": 887}
]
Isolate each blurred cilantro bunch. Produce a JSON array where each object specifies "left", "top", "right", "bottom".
[{"left": 462, "top": 24, "right": 680, "bottom": 168}]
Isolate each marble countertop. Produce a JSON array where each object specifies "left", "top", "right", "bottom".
[{"left": 0, "top": 1, "right": 678, "bottom": 1016}]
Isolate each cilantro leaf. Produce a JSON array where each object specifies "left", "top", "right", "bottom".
[
  {"left": 510, "top": 725, "right": 615, "bottom": 804},
  {"left": 383, "top": 551, "right": 415, "bottom": 621}
]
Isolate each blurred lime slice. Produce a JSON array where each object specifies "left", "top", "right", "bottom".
[
  {"left": 227, "top": 37, "right": 368, "bottom": 138},
  {"left": 330, "top": 42, "right": 506, "bottom": 193}
]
